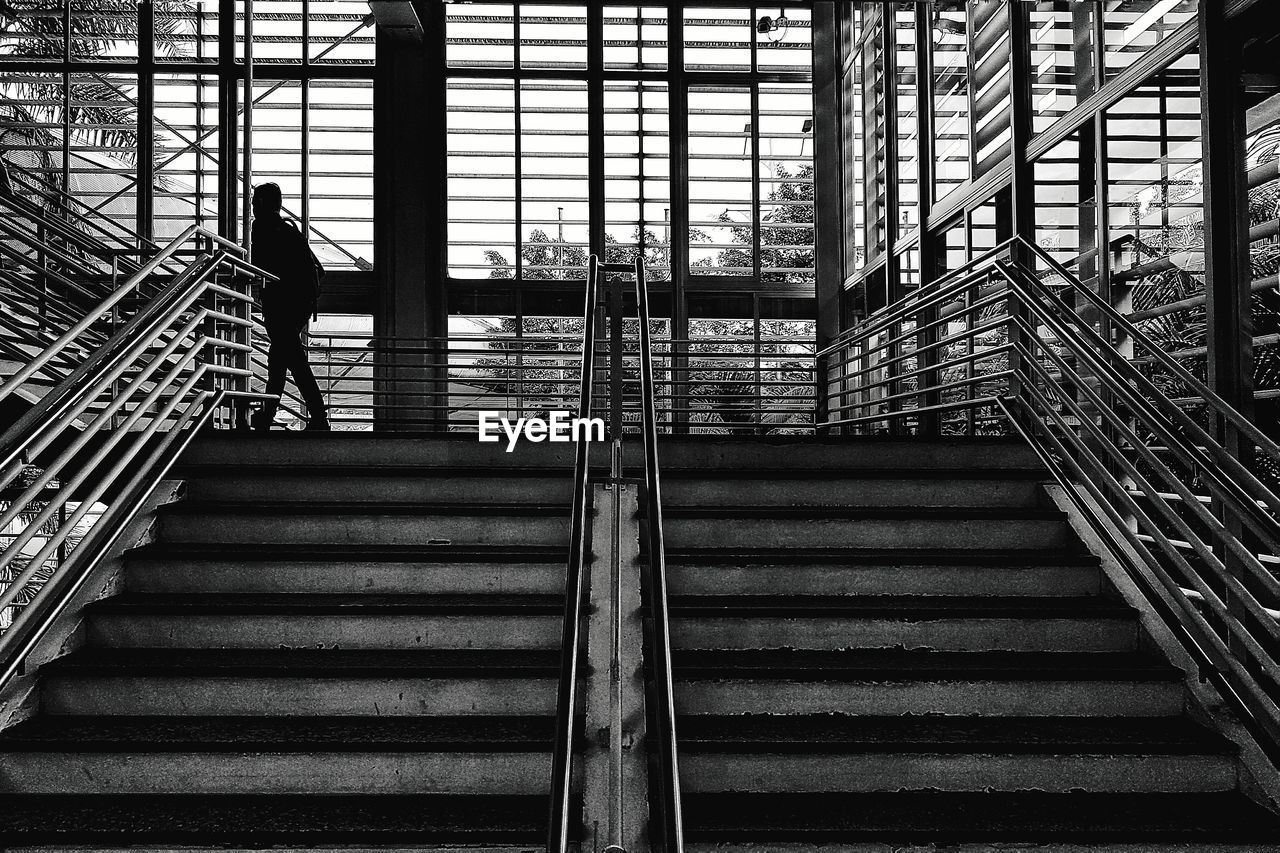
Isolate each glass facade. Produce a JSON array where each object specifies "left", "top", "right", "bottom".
[{"left": 0, "top": 0, "right": 375, "bottom": 269}]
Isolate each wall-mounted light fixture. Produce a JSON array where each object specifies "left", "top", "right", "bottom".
[{"left": 756, "top": 7, "right": 789, "bottom": 42}]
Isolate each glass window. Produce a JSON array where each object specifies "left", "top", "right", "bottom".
[
  {"left": 520, "top": 79, "right": 589, "bottom": 280},
  {"left": 894, "top": 4, "right": 920, "bottom": 240},
  {"left": 759, "top": 82, "right": 814, "bottom": 285},
  {"left": 309, "top": 80, "right": 373, "bottom": 271},
  {"left": 684, "top": 6, "right": 752, "bottom": 72},
  {"left": 688, "top": 86, "right": 753, "bottom": 277},
  {"left": 863, "top": 18, "right": 887, "bottom": 260},
  {"left": 1030, "top": 1, "right": 1096, "bottom": 134},
  {"left": 932, "top": 1, "right": 971, "bottom": 203},
  {"left": 157, "top": 0, "right": 219, "bottom": 62},
  {"left": 604, "top": 81, "right": 672, "bottom": 281},
  {"left": 520, "top": 4, "right": 587, "bottom": 71},
  {"left": 447, "top": 79, "right": 516, "bottom": 278},
  {"left": 757, "top": 5, "right": 811, "bottom": 73},
  {"left": 236, "top": 0, "right": 303, "bottom": 64},
  {"left": 1034, "top": 132, "right": 1099, "bottom": 285},
  {"left": 1245, "top": 84, "right": 1280, "bottom": 443},
  {"left": 309, "top": 0, "right": 376, "bottom": 64},
  {"left": 446, "top": 3, "right": 515, "bottom": 69},
  {"left": 842, "top": 58, "right": 865, "bottom": 277},
  {"left": 970, "top": 1, "right": 1011, "bottom": 175},
  {"left": 603, "top": 6, "right": 669, "bottom": 71},
  {"left": 1104, "top": 1, "right": 1198, "bottom": 80},
  {"left": 154, "top": 73, "right": 221, "bottom": 238},
  {"left": 1106, "top": 55, "right": 1206, "bottom": 388}
]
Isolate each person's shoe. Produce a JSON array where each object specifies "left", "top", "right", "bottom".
[{"left": 305, "top": 415, "right": 331, "bottom": 432}]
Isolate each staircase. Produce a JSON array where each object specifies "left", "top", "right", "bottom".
[
  {"left": 0, "top": 434, "right": 576, "bottom": 848},
  {"left": 656, "top": 438, "right": 1280, "bottom": 848},
  {"left": 0, "top": 434, "right": 1278, "bottom": 849}
]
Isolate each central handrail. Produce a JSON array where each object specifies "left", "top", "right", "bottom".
[
  {"left": 548, "top": 254, "right": 600, "bottom": 853},
  {"left": 630, "top": 255, "right": 685, "bottom": 853}
]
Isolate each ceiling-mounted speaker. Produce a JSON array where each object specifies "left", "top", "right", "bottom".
[{"left": 367, "top": 1, "right": 424, "bottom": 43}]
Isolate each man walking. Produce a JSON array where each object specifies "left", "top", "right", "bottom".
[{"left": 250, "top": 183, "right": 329, "bottom": 431}]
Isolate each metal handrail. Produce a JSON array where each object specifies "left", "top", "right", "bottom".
[
  {"left": 0, "top": 224, "right": 271, "bottom": 403},
  {"left": 547, "top": 253, "right": 600, "bottom": 853},
  {"left": 0, "top": 390, "right": 227, "bottom": 687},
  {"left": 0, "top": 236, "right": 270, "bottom": 666},
  {"left": 821, "top": 239, "right": 1280, "bottom": 757},
  {"left": 630, "top": 255, "right": 684, "bottom": 853},
  {"left": 2, "top": 158, "right": 162, "bottom": 257}
]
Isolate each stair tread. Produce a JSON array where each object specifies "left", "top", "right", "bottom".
[
  {"left": 161, "top": 501, "right": 571, "bottom": 516},
  {"left": 677, "top": 715, "right": 1233, "bottom": 754},
  {"left": 127, "top": 542, "right": 570, "bottom": 562},
  {"left": 661, "top": 466, "right": 1048, "bottom": 480},
  {"left": 668, "top": 594, "right": 1134, "bottom": 618},
  {"left": 661, "top": 506, "right": 1068, "bottom": 520},
  {"left": 90, "top": 592, "right": 564, "bottom": 615},
  {"left": 665, "top": 548, "right": 1097, "bottom": 565},
  {"left": 681, "top": 792, "right": 1280, "bottom": 841},
  {"left": 673, "top": 649, "right": 1182, "bottom": 681},
  {"left": 0, "top": 716, "right": 556, "bottom": 752},
  {"left": 0, "top": 794, "right": 544, "bottom": 843},
  {"left": 175, "top": 464, "right": 582, "bottom": 478},
  {"left": 42, "top": 647, "right": 563, "bottom": 678}
]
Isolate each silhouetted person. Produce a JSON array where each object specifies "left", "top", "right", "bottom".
[{"left": 250, "top": 183, "right": 329, "bottom": 431}]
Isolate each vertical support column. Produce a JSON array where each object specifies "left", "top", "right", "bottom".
[
  {"left": 587, "top": 4, "right": 605, "bottom": 261},
  {"left": 137, "top": 0, "right": 155, "bottom": 242},
  {"left": 217, "top": 0, "right": 238, "bottom": 241},
  {"left": 1200, "top": 3, "right": 1252, "bottom": 421},
  {"left": 1005, "top": 0, "right": 1035, "bottom": 411},
  {"left": 373, "top": 0, "right": 441, "bottom": 429},
  {"left": 242, "top": 0, "right": 254, "bottom": 256},
  {"left": 668, "top": 5, "right": 691, "bottom": 433},
  {"left": 1199, "top": 1, "right": 1252, "bottom": 657},
  {"left": 916, "top": 2, "right": 941, "bottom": 435},
  {"left": 811, "top": 1, "right": 841, "bottom": 425}
]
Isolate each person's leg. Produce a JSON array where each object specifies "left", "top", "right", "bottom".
[
  {"left": 284, "top": 318, "right": 328, "bottom": 428},
  {"left": 254, "top": 322, "right": 289, "bottom": 430}
]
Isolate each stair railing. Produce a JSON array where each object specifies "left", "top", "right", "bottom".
[
  {"left": 0, "top": 229, "right": 275, "bottom": 684},
  {"left": 817, "top": 235, "right": 1280, "bottom": 759},
  {"left": 548, "top": 254, "right": 600, "bottom": 853},
  {"left": 0, "top": 164, "right": 312, "bottom": 424},
  {"left": 630, "top": 255, "right": 684, "bottom": 853},
  {"left": 548, "top": 255, "right": 684, "bottom": 853}
]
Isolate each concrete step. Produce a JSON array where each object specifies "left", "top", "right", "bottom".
[
  {"left": 661, "top": 507, "right": 1075, "bottom": 551},
  {"left": 181, "top": 433, "right": 581, "bottom": 469},
  {"left": 680, "top": 791, "right": 1280, "bottom": 845},
  {"left": 667, "top": 549, "right": 1102, "bottom": 597},
  {"left": 39, "top": 648, "right": 560, "bottom": 716},
  {"left": 0, "top": 793, "right": 545, "bottom": 846},
  {"left": 156, "top": 502, "right": 571, "bottom": 547},
  {"left": 85, "top": 594, "right": 564, "bottom": 650},
  {"left": 673, "top": 649, "right": 1185, "bottom": 717},
  {"left": 124, "top": 544, "right": 567, "bottom": 595},
  {"left": 179, "top": 435, "right": 1036, "bottom": 473},
  {"left": 0, "top": 716, "right": 556, "bottom": 795},
  {"left": 676, "top": 715, "right": 1236, "bottom": 794},
  {"left": 654, "top": 437, "right": 1042, "bottom": 472},
  {"left": 661, "top": 469, "right": 1044, "bottom": 508},
  {"left": 178, "top": 465, "right": 574, "bottom": 505},
  {"left": 667, "top": 596, "right": 1138, "bottom": 652}
]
